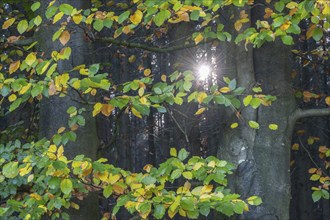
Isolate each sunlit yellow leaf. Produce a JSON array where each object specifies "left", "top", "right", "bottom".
[
  {"left": 268, "top": 124, "right": 278, "bottom": 130},
  {"left": 195, "top": 107, "right": 206, "bottom": 115},
  {"left": 19, "top": 83, "right": 32, "bottom": 95},
  {"left": 57, "top": 145, "right": 64, "bottom": 158},
  {"left": 25, "top": 53, "right": 37, "bottom": 66},
  {"left": 57, "top": 127, "right": 65, "bottom": 134},
  {"left": 8, "top": 94, "right": 17, "bottom": 102},
  {"left": 53, "top": 12, "right": 64, "bottom": 24},
  {"left": 108, "top": 174, "right": 121, "bottom": 184},
  {"left": 197, "top": 92, "right": 207, "bottom": 104},
  {"left": 2, "top": 18, "right": 16, "bottom": 29},
  {"left": 30, "top": 193, "right": 42, "bottom": 201},
  {"left": 230, "top": 123, "right": 239, "bottom": 129},
  {"left": 130, "top": 10, "right": 143, "bottom": 25},
  {"left": 92, "top": 102, "right": 103, "bottom": 117},
  {"left": 128, "top": 55, "right": 136, "bottom": 63},
  {"left": 138, "top": 87, "right": 144, "bottom": 97},
  {"left": 219, "top": 87, "right": 230, "bottom": 93},
  {"left": 131, "top": 107, "right": 142, "bottom": 118},
  {"left": 72, "top": 14, "right": 83, "bottom": 24},
  {"left": 194, "top": 33, "right": 204, "bottom": 45},
  {"left": 144, "top": 68, "right": 151, "bottom": 76}
]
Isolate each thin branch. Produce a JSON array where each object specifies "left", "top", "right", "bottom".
[
  {"left": 288, "top": 108, "right": 330, "bottom": 139},
  {"left": 96, "top": 37, "right": 214, "bottom": 53},
  {"left": 166, "top": 106, "right": 190, "bottom": 144},
  {"left": 10, "top": 37, "right": 35, "bottom": 46}
]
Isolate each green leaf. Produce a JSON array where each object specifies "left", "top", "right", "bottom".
[
  {"left": 59, "top": 4, "right": 74, "bottom": 15},
  {"left": 180, "top": 197, "right": 194, "bottom": 211},
  {"left": 281, "top": 35, "right": 293, "bottom": 45},
  {"left": 274, "top": 1, "right": 285, "bottom": 12},
  {"left": 0, "top": 207, "right": 9, "bottom": 216},
  {"left": 17, "top": 20, "right": 28, "bottom": 34},
  {"left": 31, "top": 85, "right": 43, "bottom": 97},
  {"left": 34, "top": 15, "right": 42, "bottom": 26},
  {"left": 233, "top": 202, "right": 244, "bottom": 214},
  {"left": 3, "top": 162, "right": 19, "bottom": 178},
  {"left": 243, "top": 95, "right": 252, "bottom": 106},
  {"left": 170, "top": 169, "right": 182, "bottom": 180},
  {"left": 60, "top": 179, "right": 73, "bottom": 195},
  {"left": 178, "top": 148, "right": 189, "bottom": 161},
  {"left": 190, "top": 10, "right": 200, "bottom": 21},
  {"left": 93, "top": 19, "right": 104, "bottom": 32},
  {"left": 321, "top": 190, "right": 329, "bottom": 199},
  {"left": 31, "top": 2, "right": 41, "bottom": 12},
  {"left": 142, "top": 176, "right": 157, "bottom": 185},
  {"left": 248, "top": 120, "right": 260, "bottom": 129},
  {"left": 103, "top": 184, "right": 113, "bottom": 198},
  {"left": 153, "top": 204, "right": 166, "bottom": 219},
  {"left": 312, "top": 190, "right": 322, "bottom": 202},
  {"left": 312, "top": 28, "right": 323, "bottom": 41},
  {"left": 250, "top": 98, "right": 261, "bottom": 109},
  {"left": 9, "top": 98, "right": 22, "bottom": 112},
  {"left": 154, "top": 9, "right": 171, "bottom": 27},
  {"left": 118, "top": 11, "right": 130, "bottom": 24},
  {"left": 199, "top": 206, "right": 210, "bottom": 217},
  {"left": 46, "top": 6, "right": 58, "bottom": 19}
]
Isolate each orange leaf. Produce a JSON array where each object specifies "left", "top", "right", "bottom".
[
  {"left": 59, "top": 30, "right": 70, "bottom": 46},
  {"left": 2, "top": 18, "right": 16, "bottom": 29},
  {"left": 9, "top": 60, "right": 20, "bottom": 74},
  {"left": 101, "top": 104, "right": 115, "bottom": 116}
]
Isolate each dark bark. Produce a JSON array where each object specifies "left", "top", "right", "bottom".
[{"left": 37, "top": 1, "right": 99, "bottom": 219}]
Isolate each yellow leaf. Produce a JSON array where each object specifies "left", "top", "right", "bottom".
[
  {"left": 19, "top": 83, "right": 32, "bottom": 95},
  {"left": 101, "top": 104, "right": 115, "bottom": 117},
  {"left": 108, "top": 174, "right": 121, "bottom": 184},
  {"left": 194, "top": 33, "right": 204, "bottom": 45},
  {"left": 53, "top": 12, "right": 64, "bottom": 24},
  {"left": 197, "top": 92, "right": 207, "bottom": 104},
  {"left": 57, "top": 127, "right": 66, "bottom": 134},
  {"left": 131, "top": 107, "right": 142, "bottom": 118},
  {"left": 234, "top": 20, "right": 242, "bottom": 31},
  {"left": 98, "top": 171, "right": 109, "bottom": 182},
  {"left": 325, "top": 96, "right": 330, "bottom": 106},
  {"left": 59, "top": 30, "right": 71, "bottom": 46},
  {"left": 207, "top": 161, "right": 216, "bottom": 168},
  {"left": 144, "top": 68, "right": 151, "bottom": 76},
  {"left": 19, "top": 163, "right": 32, "bottom": 176},
  {"left": 122, "top": 26, "right": 131, "bottom": 34},
  {"left": 70, "top": 202, "right": 80, "bottom": 210},
  {"left": 30, "top": 193, "right": 42, "bottom": 201},
  {"left": 138, "top": 87, "right": 144, "bottom": 97},
  {"left": 201, "top": 185, "right": 213, "bottom": 194},
  {"left": 230, "top": 123, "right": 238, "bottom": 129},
  {"left": 57, "top": 145, "right": 64, "bottom": 158},
  {"left": 130, "top": 10, "right": 143, "bottom": 25},
  {"left": 268, "top": 124, "right": 278, "bottom": 130},
  {"left": 92, "top": 102, "right": 103, "bottom": 117},
  {"left": 292, "top": 143, "right": 299, "bottom": 151},
  {"left": 8, "top": 94, "right": 17, "bottom": 102},
  {"left": 139, "top": 96, "right": 149, "bottom": 105},
  {"left": 280, "top": 21, "right": 291, "bottom": 31},
  {"left": 25, "top": 53, "right": 37, "bottom": 66},
  {"left": 161, "top": 74, "right": 167, "bottom": 82},
  {"left": 49, "top": 144, "right": 57, "bottom": 153},
  {"left": 79, "top": 68, "right": 89, "bottom": 75},
  {"left": 2, "top": 18, "right": 16, "bottom": 29},
  {"left": 9, "top": 60, "right": 20, "bottom": 74},
  {"left": 219, "top": 87, "right": 230, "bottom": 93},
  {"left": 72, "top": 14, "right": 83, "bottom": 24},
  {"left": 128, "top": 55, "right": 136, "bottom": 63},
  {"left": 195, "top": 107, "right": 206, "bottom": 115}
]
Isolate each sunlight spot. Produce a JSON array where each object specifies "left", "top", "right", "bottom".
[{"left": 198, "top": 64, "right": 210, "bottom": 81}]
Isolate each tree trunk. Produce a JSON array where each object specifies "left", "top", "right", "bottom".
[
  {"left": 216, "top": 5, "right": 296, "bottom": 219},
  {"left": 37, "top": 1, "right": 99, "bottom": 219}
]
